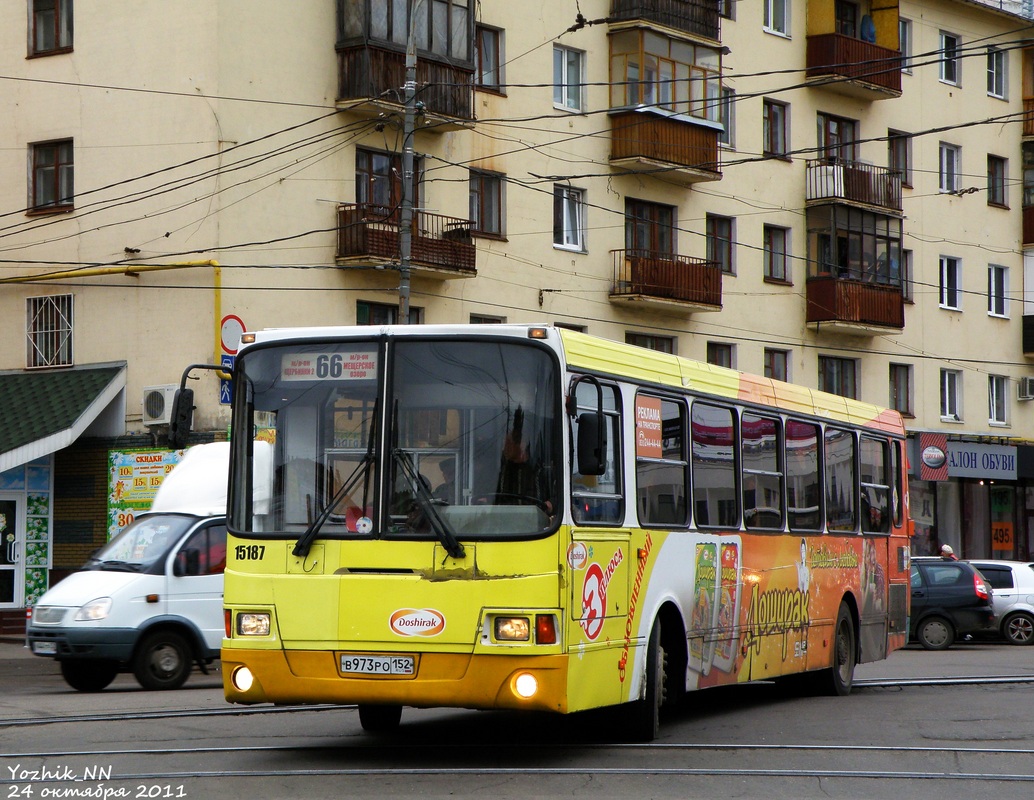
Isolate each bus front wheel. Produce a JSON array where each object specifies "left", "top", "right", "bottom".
[
  {"left": 358, "top": 703, "right": 403, "bottom": 733},
  {"left": 618, "top": 621, "right": 665, "bottom": 742}
]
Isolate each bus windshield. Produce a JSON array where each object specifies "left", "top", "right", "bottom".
[{"left": 231, "top": 336, "right": 561, "bottom": 542}]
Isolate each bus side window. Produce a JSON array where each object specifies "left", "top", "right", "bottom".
[
  {"left": 635, "top": 394, "right": 688, "bottom": 528},
  {"left": 860, "top": 436, "right": 891, "bottom": 533},
  {"left": 787, "top": 420, "right": 822, "bottom": 531},
  {"left": 691, "top": 402, "right": 739, "bottom": 529},
  {"left": 571, "top": 381, "right": 623, "bottom": 525},
  {"left": 825, "top": 427, "right": 857, "bottom": 532}
]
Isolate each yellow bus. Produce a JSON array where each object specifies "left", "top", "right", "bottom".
[{"left": 220, "top": 324, "right": 911, "bottom": 740}]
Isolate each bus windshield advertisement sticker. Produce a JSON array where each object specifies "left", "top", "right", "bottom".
[{"left": 281, "top": 351, "right": 377, "bottom": 382}]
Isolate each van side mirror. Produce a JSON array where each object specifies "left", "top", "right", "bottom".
[
  {"left": 576, "top": 412, "right": 607, "bottom": 476},
  {"left": 169, "top": 388, "right": 195, "bottom": 449}
]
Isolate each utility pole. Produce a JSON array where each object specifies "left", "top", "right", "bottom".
[{"left": 398, "top": 1, "right": 420, "bottom": 324}]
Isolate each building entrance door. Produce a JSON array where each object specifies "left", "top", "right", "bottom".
[{"left": 0, "top": 495, "right": 24, "bottom": 608}]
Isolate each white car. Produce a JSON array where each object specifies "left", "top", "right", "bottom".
[{"left": 967, "top": 560, "right": 1034, "bottom": 646}]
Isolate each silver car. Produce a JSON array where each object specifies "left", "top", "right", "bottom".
[{"left": 968, "top": 560, "right": 1034, "bottom": 645}]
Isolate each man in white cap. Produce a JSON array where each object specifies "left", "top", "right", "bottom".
[{"left": 940, "top": 544, "right": 958, "bottom": 560}]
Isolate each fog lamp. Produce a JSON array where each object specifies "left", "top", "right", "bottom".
[
  {"left": 514, "top": 672, "right": 538, "bottom": 699},
  {"left": 236, "top": 612, "right": 271, "bottom": 636},
  {"left": 495, "top": 616, "right": 530, "bottom": 641},
  {"left": 231, "top": 666, "right": 254, "bottom": 692}
]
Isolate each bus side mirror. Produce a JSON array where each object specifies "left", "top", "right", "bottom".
[
  {"left": 169, "top": 388, "right": 194, "bottom": 449},
  {"left": 577, "top": 412, "right": 607, "bottom": 476}
]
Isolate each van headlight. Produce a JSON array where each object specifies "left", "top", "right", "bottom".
[{"left": 75, "top": 597, "right": 112, "bottom": 621}]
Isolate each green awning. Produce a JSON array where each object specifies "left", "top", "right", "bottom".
[{"left": 0, "top": 362, "right": 126, "bottom": 473}]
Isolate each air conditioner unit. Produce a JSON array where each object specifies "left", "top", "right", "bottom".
[
  {"left": 1019, "top": 377, "right": 1034, "bottom": 401},
  {"left": 142, "top": 385, "right": 178, "bottom": 425}
]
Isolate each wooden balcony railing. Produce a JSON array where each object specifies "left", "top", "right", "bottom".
[
  {"left": 806, "top": 275, "right": 904, "bottom": 330},
  {"left": 610, "top": 249, "right": 722, "bottom": 307},
  {"left": 609, "top": 0, "right": 720, "bottom": 41},
  {"left": 806, "top": 33, "right": 902, "bottom": 96},
  {"left": 805, "top": 159, "right": 902, "bottom": 213},
  {"left": 337, "top": 45, "right": 474, "bottom": 123},
  {"left": 610, "top": 110, "right": 721, "bottom": 181},
  {"left": 337, "top": 203, "right": 476, "bottom": 275}
]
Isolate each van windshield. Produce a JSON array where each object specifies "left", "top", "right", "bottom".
[{"left": 84, "top": 515, "right": 196, "bottom": 574}]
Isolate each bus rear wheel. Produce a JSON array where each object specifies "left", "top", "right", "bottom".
[
  {"left": 358, "top": 703, "right": 403, "bottom": 733},
  {"left": 820, "top": 602, "right": 856, "bottom": 696}
]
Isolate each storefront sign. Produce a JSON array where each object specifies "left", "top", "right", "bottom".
[
  {"left": 992, "top": 521, "right": 1014, "bottom": 551},
  {"left": 917, "top": 433, "right": 949, "bottom": 481},
  {"left": 107, "top": 449, "right": 183, "bottom": 540},
  {"left": 946, "top": 442, "right": 1017, "bottom": 480}
]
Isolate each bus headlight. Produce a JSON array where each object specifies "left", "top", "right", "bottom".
[
  {"left": 236, "top": 612, "right": 271, "bottom": 636},
  {"left": 75, "top": 597, "right": 112, "bottom": 621},
  {"left": 494, "top": 617, "right": 530, "bottom": 641}
]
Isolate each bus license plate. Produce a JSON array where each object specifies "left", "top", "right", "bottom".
[
  {"left": 340, "top": 654, "right": 415, "bottom": 676},
  {"left": 32, "top": 641, "right": 57, "bottom": 655}
]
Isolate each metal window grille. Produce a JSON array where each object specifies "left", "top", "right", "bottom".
[{"left": 26, "top": 294, "right": 73, "bottom": 368}]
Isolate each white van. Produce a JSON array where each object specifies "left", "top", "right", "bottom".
[{"left": 27, "top": 442, "right": 243, "bottom": 691}]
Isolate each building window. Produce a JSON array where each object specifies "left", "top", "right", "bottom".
[
  {"left": 470, "top": 314, "right": 505, "bottom": 324},
  {"left": 355, "top": 148, "right": 421, "bottom": 210},
  {"left": 707, "top": 342, "right": 734, "bottom": 368},
  {"left": 626, "top": 332, "right": 675, "bottom": 354},
  {"left": 939, "top": 143, "right": 960, "bottom": 193},
  {"left": 819, "top": 356, "right": 857, "bottom": 399},
  {"left": 940, "top": 32, "right": 960, "bottom": 85},
  {"left": 987, "top": 46, "right": 1006, "bottom": 99},
  {"left": 901, "top": 249, "right": 914, "bottom": 302},
  {"left": 940, "top": 369, "right": 962, "bottom": 421},
  {"left": 763, "top": 99, "right": 789, "bottom": 158},
  {"left": 718, "top": 0, "right": 735, "bottom": 19},
  {"left": 940, "top": 256, "right": 961, "bottom": 310},
  {"left": 817, "top": 113, "right": 858, "bottom": 164},
  {"left": 899, "top": 18, "right": 912, "bottom": 73},
  {"left": 370, "top": 0, "right": 471, "bottom": 61},
  {"left": 764, "top": 0, "right": 789, "bottom": 36},
  {"left": 988, "top": 264, "right": 1009, "bottom": 317},
  {"left": 553, "top": 45, "right": 584, "bottom": 111},
  {"left": 609, "top": 30, "right": 721, "bottom": 121},
  {"left": 625, "top": 199, "right": 675, "bottom": 255},
  {"left": 553, "top": 185, "right": 586, "bottom": 251},
  {"left": 989, "top": 375, "right": 1008, "bottom": 425},
  {"left": 889, "top": 364, "right": 913, "bottom": 416},
  {"left": 764, "top": 349, "right": 789, "bottom": 382},
  {"left": 30, "top": 139, "right": 73, "bottom": 211},
  {"left": 469, "top": 169, "right": 504, "bottom": 236},
  {"left": 764, "top": 225, "right": 789, "bottom": 282},
  {"left": 988, "top": 155, "right": 1007, "bottom": 207},
  {"left": 30, "top": 0, "right": 72, "bottom": 56},
  {"left": 834, "top": 1, "right": 857, "bottom": 37},
  {"left": 356, "top": 301, "right": 421, "bottom": 325},
  {"left": 706, "top": 214, "right": 734, "bottom": 274},
  {"left": 718, "top": 87, "right": 735, "bottom": 148},
  {"left": 888, "top": 130, "right": 912, "bottom": 188},
  {"left": 475, "top": 26, "right": 503, "bottom": 92},
  {"left": 26, "top": 294, "right": 73, "bottom": 368}
]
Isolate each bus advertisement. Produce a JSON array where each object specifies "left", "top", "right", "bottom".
[{"left": 219, "top": 324, "right": 910, "bottom": 740}]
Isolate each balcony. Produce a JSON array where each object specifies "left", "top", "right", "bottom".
[
  {"left": 609, "top": 249, "right": 722, "bottom": 311},
  {"left": 806, "top": 33, "right": 902, "bottom": 99},
  {"left": 336, "top": 45, "right": 474, "bottom": 132},
  {"left": 806, "top": 274, "right": 904, "bottom": 335},
  {"left": 1024, "top": 205, "right": 1034, "bottom": 247},
  {"left": 1024, "top": 316, "right": 1034, "bottom": 356},
  {"left": 1025, "top": 99, "right": 1034, "bottom": 137},
  {"left": 805, "top": 160, "right": 902, "bottom": 214},
  {"left": 336, "top": 203, "right": 476, "bottom": 278},
  {"left": 610, "top": 109, "right": 721, "bottom": 185},
  {"left": 609, "top": 0, "right": 720, "bottom": 41}
]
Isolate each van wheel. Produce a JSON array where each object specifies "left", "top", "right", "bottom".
[
  {"left": 60, "top": 659, "right": 119, "bottom": 692},
  {"left": 917, "top": 616, "right": 954, "bottom": 651},
  {"left": 820, "top": 602, "right": 856, "bottom": 696},
  {"left": 358, "top": 704, "right": 403, "bottom": 733},
  {"left": 133, "top": 631, "right": 192, "bottom": 690}
]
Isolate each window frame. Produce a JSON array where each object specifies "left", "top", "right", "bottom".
[
  {"left": 553, "top": 44, "right": 585, "bottom": 112},
  {"left": 763, "top": 224, "right": 790, "bottom": 282},
  {"left": 764, "top": 0, "right": 789, "bottom": 36},
  {"left": 899, "top": 18, "right": 913, "bottom": 74},
  {"left": 940, "top": 368, "right": 962, "bottom": 421},
  {"left": 817, "top": 112, "right": 859, "bottom": 164},
  {"left": 553, "top": 185, "right": 586, "bottom": 252},
  {"left": 356, "top": 300, "right": 422, "bottom": 325},
  {"left": 939, "top": 255, "right": 961, "bottom": 310},
  {"left": 763, "top": 99, "right": 789, "bottom": 159},
  {"left": 475, "top": 25, "right": 503, "bottom": 93},
  {"left": 989, "top": 374, "right": 1009, "bottom": 426},
  {"left": 634, "top": 392, "right": 689, "bottom": 529},
  {"left": 706, "top": 342, "right": 734, "bottom": 368},
  {"left": 469, "top": 168, "right": 505, "bottom": 237},
  {"left": 26, "top": 293, "right": 73, "bottom": 368},
  {"left": 626, "top": 332, "right": 676, "bottom": 354},
  {"left": 987, "top": 155, "right": 1007, "bottom": 208},
  {"left": 764, "top": 349, "right": 789, "bottom": 382},
  {"left": 29, "top": 0, "right": 72, "bottom": 57},
  {"left": 987, "top": 45, "right": 1006, "bottom": 99},
  {"left": 940, "top": 31, "right": 960, "bottom": 86},
  {"left": 706, "top": 213, "right": 735, "bottom": 275},
  {"left": 29, "top": 138, "right": 74, "bottom": 213},
  {"left": 888, "top": 129, "right": 912, "bottom": 188},
  {"left": 988, "top": 264, "right": 1009, "bottom": 318},
  {"left": 889, "top": 363, "right": 913, "bottom": 417},
  {"left": 939, "top": 143, "right": 960, "bottom": 194},
  {"left": 818, "top": 355, "right": 858, "bottom": 399}
]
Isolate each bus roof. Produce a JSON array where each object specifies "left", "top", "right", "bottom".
[{"left": 240, "top": 323, "right": 905, "bottom": 437}]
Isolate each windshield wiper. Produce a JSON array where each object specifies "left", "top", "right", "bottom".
[
  {"left": 394, "top": 448, "right": 465, "bottom": 560},
  {"left": 293, "top": 398, "right": 379, "bottom": 558},
  {"left": 99, "top": 560, "right": 142, "bottom": 572}
]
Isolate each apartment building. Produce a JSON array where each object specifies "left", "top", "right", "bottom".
[{"left": 0, "top": 0, "right": 1032, "bottom": 625}]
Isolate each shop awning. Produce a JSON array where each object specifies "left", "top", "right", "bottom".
[{"left": 0, "top": 362, "right": 127, "bottom": 474}]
